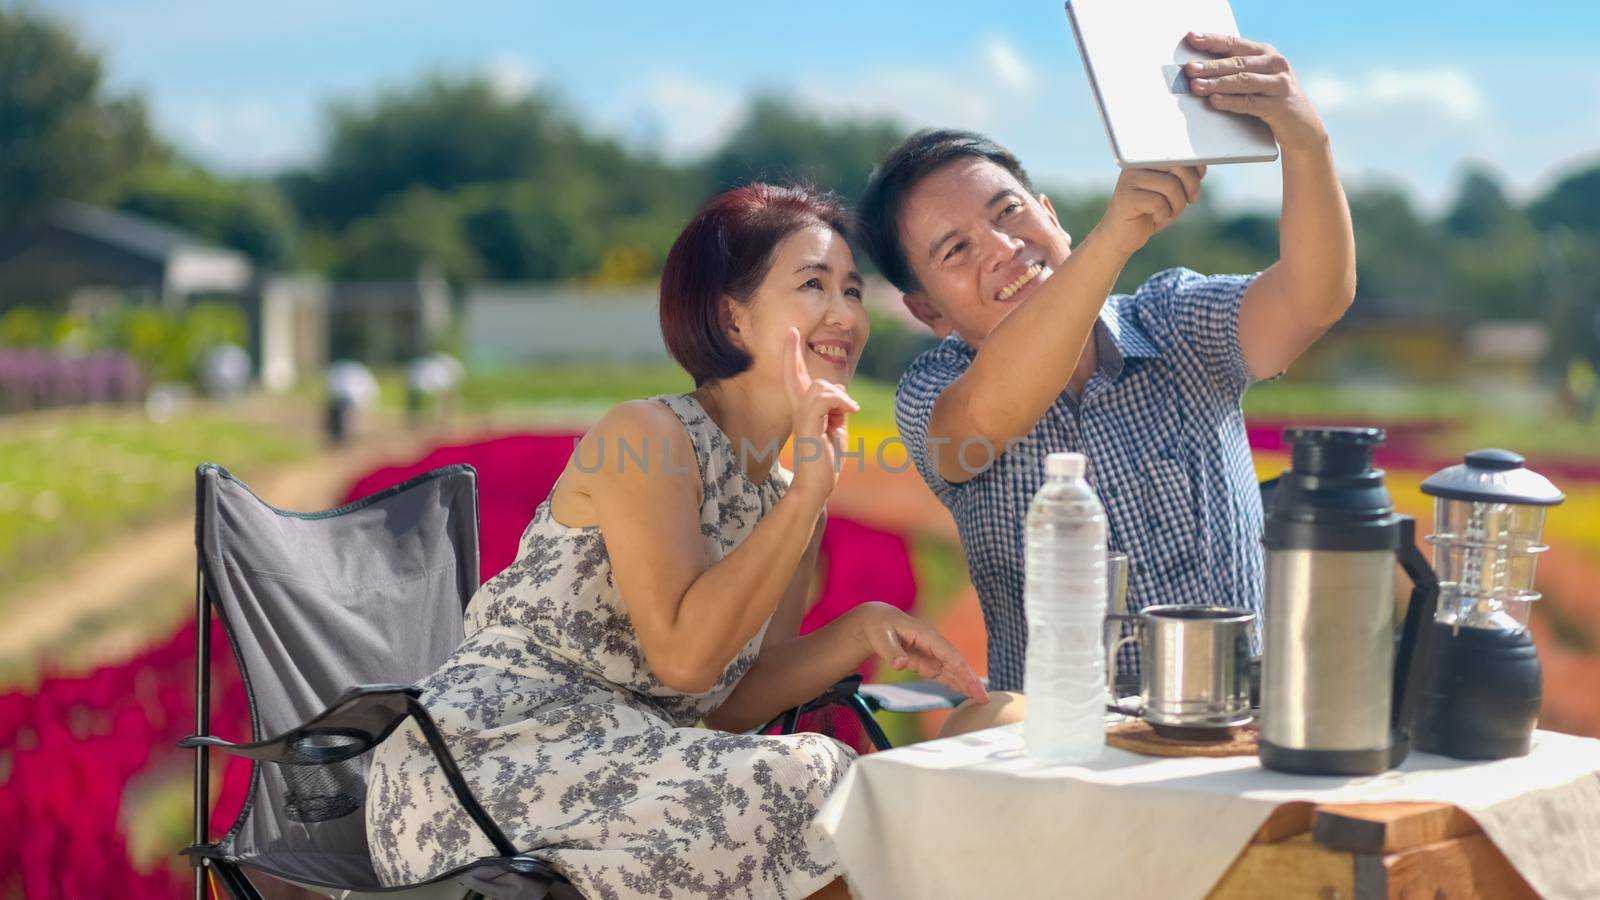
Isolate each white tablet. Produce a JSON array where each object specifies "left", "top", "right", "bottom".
[{"left": 1064, "top": 0, "right": 1279, "bottom": 167}]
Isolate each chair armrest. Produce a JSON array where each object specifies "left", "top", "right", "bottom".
[
  {"left": 857, "top": 678, "right": 979, "bottom": 713},
  {"left": 795, "top": 673, "right": 867, "bottom": 716},
  {"left": 179, "top": 684, "right": 419, "bottom": 763},
  {"left": 180, "top": 684, "right": 521, "bottom": 859},
  {"left": 755, "top": 674, "right": 862, "bottom": 735},
  {"left": 764, "top": 674, "right": 894, "bottom": 752},
  {"left": 758, "top": 675, "right": 989, "bottom": 752}
]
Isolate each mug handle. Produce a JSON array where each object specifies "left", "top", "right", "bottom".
[{"left": 1104, "top": 613, "right": 1142, "bottom": 715}]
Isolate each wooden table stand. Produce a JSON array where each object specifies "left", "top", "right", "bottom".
[{"left": 1208, "top": 802, "right": 1539, "bottom": 899}]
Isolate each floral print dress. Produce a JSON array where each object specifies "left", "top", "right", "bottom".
[{"left": 366, "top": 393, "right": 854, "bottom": 899}]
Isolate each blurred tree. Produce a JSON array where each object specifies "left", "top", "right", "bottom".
[
  {"left": 457, "top": 178, "right": 607, "bottom": 281},
  {"left": 1441, "top": 167, "right": 1540, "bottom": 320},
  {"left": 332, "top": 188, "right": 481, "bottom": 281},
  {"left": 1539, "top": 227, "right": 1600, "bottom": 417},
  {"left": 0, "top": 9, "right": 164, "bottom": 220},
  {"left": 288, "top": 74, "right": 703, "bottom": 281},
  {"left": 287, "top": 77, "right": 593, "bottom": 228},
  {"left": 1445, "top": 165, "right": 1519, "bottom": 240},
  {"left": 590, "top": 245, "right": 656, "bottom": 287},
  {"left": 1215, "top": 212, "right": 1280, "bottom": 259},
  {"left": 705, "top": 96, "right": 905, "bottom": 203},
  {"left": 1346, "top": 185, "right": 1451, "bottom": 315},
  {"left": 1529, "top": 162, "right": 1600, "bottom": 235},
  {"left": 855, "top": 308, "right": 937, "bottom": 383},
  {"left": 115, "top": 165, "right": 299, "bottom": 267},
  {"left": 1101, "top": 190, "right": 1278, "bottom": 293},
  {"left": 0, "top": 306, "right": 50, "bottom": 345},
  {"left": 1446, "top": 233, "right": 1542, "bottom": 321}
]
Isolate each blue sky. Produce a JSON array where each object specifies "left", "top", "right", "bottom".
[{"left": 37, "top": 0, "right": 1600, "bottom": 210}]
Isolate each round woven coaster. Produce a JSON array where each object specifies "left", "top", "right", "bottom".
[{"left": 1106, "top": 720, "right": 1258, "bottom": 758}]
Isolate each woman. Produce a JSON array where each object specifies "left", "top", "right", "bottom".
[{"left": 366, "top": 183, "right": 988, "bottom": 899}]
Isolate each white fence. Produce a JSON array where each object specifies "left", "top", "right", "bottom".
[{"left": 464, "top": 284, "right": 667, "bottom": 365}]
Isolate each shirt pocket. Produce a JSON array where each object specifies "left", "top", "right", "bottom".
[{"left": 1133, "top": 456, "right": 1198, "bottom": 596}]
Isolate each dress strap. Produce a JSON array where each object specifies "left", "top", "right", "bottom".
[
  {"left": 652, "top": 393, "right": 788, "bottom": 499},
  {"left": 652, "top": 393, "right": 717, "bottom": 485}
]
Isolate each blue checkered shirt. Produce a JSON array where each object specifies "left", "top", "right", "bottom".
[{"left": 895, "top": 267, "right": 1264, "bottom": 691}]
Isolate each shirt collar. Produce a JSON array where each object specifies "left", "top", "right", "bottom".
[{"left": 1095, "top": 296, "right": 1162, "bottom": 378}]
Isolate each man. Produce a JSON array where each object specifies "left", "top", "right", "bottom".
[{"left": 859, "top": 33, "right": 1354, "bottom": 709}]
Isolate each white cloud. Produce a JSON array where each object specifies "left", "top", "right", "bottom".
[
  {"left": 796, "top": 35, "right": 1041, "bottom": 133},
  {"left": 982, "top": 36, "right": 1035, "bottom": 94},
  {"left": 798, "top": 67, "right": 993, "bottom": 129},
  {"left": 164, "top": 101, "right": 314, "bottom": 173},
  {"left": 1302, "top": 67, "right": 1485, "bottom": 121},
  {"left": 610, "top": 42, "right": 1039, "bottom": 166},
  {"left": 614, "top": 72, "right": 746, "bottom": 160},
  {"left": 483, "top": 54, "right": 538, "bottom": 100}
]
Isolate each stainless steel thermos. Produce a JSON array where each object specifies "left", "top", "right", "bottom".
[{"left": 1259, "top": 427, "right": 1440, "bottom": 776}]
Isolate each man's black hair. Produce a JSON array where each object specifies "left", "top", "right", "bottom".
[{"left": 858, "top": 128, "right": 1036, "bottom": 294}]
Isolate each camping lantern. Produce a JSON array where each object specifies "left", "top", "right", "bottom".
[{"left": 1413, "top": 449, "right": 1565, "bottom": 759}]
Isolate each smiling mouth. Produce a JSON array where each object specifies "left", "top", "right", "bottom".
[
  {"left": 996, "top": 263, "right": 1045, "bottom": 302},
  {"left": 807, "top": 341, "right": 851, "bottom": 365}
]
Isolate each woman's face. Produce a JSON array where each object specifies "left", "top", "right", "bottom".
[{"left": 728, "top": 224, "right": 870, "bottom": 388}]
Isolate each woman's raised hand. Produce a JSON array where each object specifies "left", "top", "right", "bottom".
[{"left": 783, "top": 328, "right": 859, "bottom": 505}]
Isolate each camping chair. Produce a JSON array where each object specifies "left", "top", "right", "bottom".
[
  {"left": 180, "top": 462, "right": 956, "bottom": 900},
  {"left": 180, "top": 463, "right": 572, "bottom": 899}
]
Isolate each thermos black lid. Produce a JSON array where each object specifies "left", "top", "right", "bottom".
[
  {"left": 1265, "top": 426, "right": 1400, "bottom": 551},
  {"left": 1284, "top": 426, "right": 1384, "bottom": 445},
  {"left": 1420, "top": 449, "right": 1565, "bottom": 507},
  {"left": 1284, "top": 426, "right": 1385, "bottom": 479}
]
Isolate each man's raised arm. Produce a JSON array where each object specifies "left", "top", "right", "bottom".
[
  {"left": 929, "top": 166, "right": 1204, "bottom": 483},
  {"left": 1181, "top": 32, "right": 1357, "bottom": 381}
]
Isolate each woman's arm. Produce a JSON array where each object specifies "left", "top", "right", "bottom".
[
  {"left": 588, "top": 400, "right": 829, "bottom": 694},
  {"left": 706, "top": 602, "right": 990, "bottom": 734},
  {"left": 705, "top": 512, "right": 987, "bottom": 733},
  {"left": 701, "top": 514, "right": 828, "bottom": 731}
]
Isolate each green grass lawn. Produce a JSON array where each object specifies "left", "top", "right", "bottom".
[
  {"left": 0, "top": 404, "right": 314, "bottom": 592},
  {"left": 1242, "top": 381, "right": 1485, "bottom": 422},
  {"left": 1444, "top": 416, "right": 1600, "bottom": 460}
]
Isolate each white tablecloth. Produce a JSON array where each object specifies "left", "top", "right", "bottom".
[{"left": 815, "top": 724, "right": 1600, "bottom": 899}]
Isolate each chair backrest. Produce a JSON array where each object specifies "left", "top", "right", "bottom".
[{"left": 196, "top": 462, "right": 479, "bottom": 889}]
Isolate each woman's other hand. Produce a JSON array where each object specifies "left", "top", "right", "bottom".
[{"left": 855, "top": 602, "right": 988, "bottom": 703}]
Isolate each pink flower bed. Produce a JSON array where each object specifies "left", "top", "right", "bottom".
[{"left": 0, "top": 618, "right": 248, "bottom": 898}]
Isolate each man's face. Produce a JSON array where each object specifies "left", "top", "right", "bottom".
[{"left": 896, "top": 157, "right": 1074, "bottom": 346}]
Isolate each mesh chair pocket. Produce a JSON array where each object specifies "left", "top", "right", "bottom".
[{"left": 281, "top": 732, "right": 368, "bottom": 823}]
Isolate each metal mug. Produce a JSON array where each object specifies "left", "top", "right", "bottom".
[
  {"left": 1105, "top": 605, "right": 1256, "bottom": 732},
  {"left": 1106, "top": 551, "right": 1129, "bottom": 615}
]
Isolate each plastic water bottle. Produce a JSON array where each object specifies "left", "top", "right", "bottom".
[{"left": 1024, "top": 451, "right": 1109, "bottom": 763}]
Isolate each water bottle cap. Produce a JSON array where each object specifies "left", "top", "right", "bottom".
[{"left": 1046, "top": 452, "right": 1085, "bottom": 478}]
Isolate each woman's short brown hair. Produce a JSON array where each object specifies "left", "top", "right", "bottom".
[{"left": 659, "top": 183, "right": 852, "bottom": 386}]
